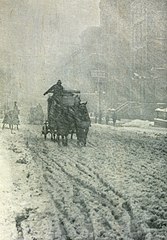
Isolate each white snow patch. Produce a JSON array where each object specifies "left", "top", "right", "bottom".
[{"left": 122, "top": 119, "right": 154, "bottom": 128}]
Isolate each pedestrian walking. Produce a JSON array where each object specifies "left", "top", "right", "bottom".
[
  {"left": 105, "top": 113, "right": 109, "bottom": 125},
  {"left": 111, "top": 109, "right": 117, "bottom": 127}
]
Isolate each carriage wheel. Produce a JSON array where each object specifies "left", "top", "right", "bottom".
[{"left": 42, "top": 124, "right": 48, "bottom": 140}]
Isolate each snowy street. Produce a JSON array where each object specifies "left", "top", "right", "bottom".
[
  {"left": 1, "top": 0, "right": 167, "bottom": 239},
  {"left": 0, "top": 123, "right": 166, "bottom": 240}
]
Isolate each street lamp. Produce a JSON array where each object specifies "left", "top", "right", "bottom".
[
  {"left": 98, "top": 80, "right": 102, "bottom": 124},
  {"left": 133, "top": 72, "right": 148, "bottom": 119},
  {"left": 91, "top": 70, "right": 107, "bottom": 124}
]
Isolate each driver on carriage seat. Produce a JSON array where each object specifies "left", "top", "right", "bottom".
[
  {"left": 44, "top": 80, "right": 64, "bottom": 96},
  {"left": 44, "top": 80, "right": 64, "bottom": 105}
]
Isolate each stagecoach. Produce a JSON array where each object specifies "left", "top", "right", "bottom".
[
  {"left": 42, "top": 87, "right": 91, "bottom": 146},
  {"left": 2, "top": 109, "right": 20, "bottom": 130}
]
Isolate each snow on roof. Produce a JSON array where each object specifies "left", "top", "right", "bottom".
[{"left": 155, "top": 108, "right": 167, "bottom": 112}]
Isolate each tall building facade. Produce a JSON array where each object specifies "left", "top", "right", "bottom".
[
  {"left": 99, "top": 0, "right": 132, "bottom": 110},
  {"left": 131, "top": 0, "right": 167, "bottom": 118}
]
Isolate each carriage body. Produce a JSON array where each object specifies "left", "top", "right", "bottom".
[
  {"left": 43, "top": 90, "right": 79, "bottom": 140},
  {"left": 62, "top": 94, "right": 75, "bottom": 106},
  {"left": 42, "top": 88, "right": 91, "bottom": 146}
]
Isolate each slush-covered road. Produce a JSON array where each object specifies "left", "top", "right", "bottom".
[{"left": 0, "top": 124, "right": 167, "bottom": 240}]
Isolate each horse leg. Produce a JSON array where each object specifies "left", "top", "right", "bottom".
[
  {"left": 71, "top": 131, "right": 74, "bottom": 140},
  {"left": 76, "top": 129, "right": 80, "bottom": 146},
  {"left": 77, "top": 135, "right": 81, "bottom": 146},
  {"left": 55, "top": 133, "right": 58, "bottom": 142},
  {"left": 84, "top": 128, "right": 89, "bottom": 146},
  {"left": 10, "top": 124, "right": 13, "bottom": 134},
  {"left": 66, "top": 135, "right": 68, "bottom": 146},
  {"left": 57, "top": 134, "right": 60, "bottom": 145},
  {"left": 51, "top": 130, "right": 54, "bottom": 141},
  {"left": 9, "top": 124, "right": 13, "bottom": 130},
  {"left": 54, "top": 130, "right": 58, "bottom": 142},
  {"left": 79, "top": 128, "right": 86, "bottom": 146},
  {"left": 51, "top": 131, "right": 55, "bottom": 141},
  {"left": 44, "top": 133, "right": 47, "bottom": 140},
  {"left": 83, "top": 136, "right": 87, "bottom": 146},
  {"left": 82, "top": 130, "right": 86, "bottom": 146},
  {"left": 62, "top": 136, "right": 65, "bottom": 146},
  {"left": 43, "top": 126, "right": 48, "bottom": 140},
  {"left": 63, "top": 135, "right": 68, "bottom": 146}
]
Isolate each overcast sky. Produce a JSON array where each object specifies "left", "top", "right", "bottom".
[{"left": 0, "top": 0, "right": 100, "bottom": 101}]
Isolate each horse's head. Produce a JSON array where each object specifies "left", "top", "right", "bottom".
[
  {"left": 79, "top": 102, "right": 87, "bottom": 114},
  {"left": 82, "top": 101, "right": 87, "bottom": 105}
]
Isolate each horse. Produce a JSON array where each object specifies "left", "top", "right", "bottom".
[
  {"left": 47, "top": 101, "right": 75, "bottom": 142},
  {"left": 2, "top": 112, "right": 9, "bottom": 129},
  {"left": 55, "top": 107, "right": 71, "bottom": 146},
  {"left": 68, "top": 106, "right": 77, "bottom": 139},
  {"left": 74, "top": 102, "right": 91, "bottom": 146},
  {"left": 44, "top": 98, "right": 90, "bottom": 146}
]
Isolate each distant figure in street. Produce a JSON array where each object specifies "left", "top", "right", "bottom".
[
  {"left": 94, "top": 112, "right": 98, "bottom": 123},
  {"left": 105, "top": 113, "right": 109, "bottom": 125},
  {"left": 13, "top": 101, "right": 20, "bottom": 115},
  {"left": 111, "top": 109, "right": 117, "bottom": 127},
  {"left": 98, "top": 111, "right": 102, "bottom": 124},
  {"left": 13, "top": 101, "right": 20, "bottom": 128}
]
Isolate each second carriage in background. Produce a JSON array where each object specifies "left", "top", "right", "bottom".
[{"left": 28, "top": 104, "right": 44, "bottom": 125}]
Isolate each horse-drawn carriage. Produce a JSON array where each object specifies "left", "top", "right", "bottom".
[
  {"left": 28, "top": 104, "right": 44, "bottom": 125},
  {"left": 42, "top": 85, "right": 91, "bottom": 146},
  {"left": 2, "top": 103, "right": 20, "bottom": 131}
]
